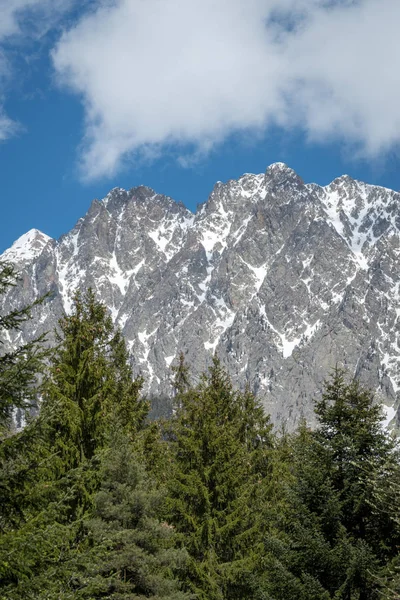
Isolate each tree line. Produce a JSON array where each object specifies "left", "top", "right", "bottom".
[{"left": 1, "top": 261, "right": 400, "bottom": 599}]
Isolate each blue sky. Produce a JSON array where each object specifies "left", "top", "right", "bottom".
[{"left": 1, "top": 0, "right": 400, "bottom": 253}]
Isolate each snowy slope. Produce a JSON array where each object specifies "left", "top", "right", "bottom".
[{"left": 1, "top": 229, "right": 52, "bottom": 265}]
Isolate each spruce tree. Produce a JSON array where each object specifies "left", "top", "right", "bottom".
[
  {"left": 284, "top": 369, "right": 400, "bottom": 600},
  {"left": 0, "top": 430, "right": 191, "bottom": 600},
  {"left": 314, "top": 368, "right": 400, "bottom": 560},
  {"left": 0, "top": 289, "right": 153, "bottom": 598},
  {"left": 167, "top": 355, "right": 274, "bottom": 600},
  {"left": 0, "top": 261, "right": 50, "bottom": 539},
  {"left": 40, "top": 288, "right": 146, "bottom": 473}
]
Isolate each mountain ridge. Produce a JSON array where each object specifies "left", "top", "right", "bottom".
[{"left": 1, "top": 163, "right": 399, "bottom": 430}]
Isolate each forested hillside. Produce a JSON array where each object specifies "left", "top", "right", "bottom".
[{"left": 1, "top": 261, "right": 400, "bottom": 600}]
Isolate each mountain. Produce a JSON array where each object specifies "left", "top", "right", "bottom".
[{"left": 1, "top": 163, "right": 399, "bottom": 430}]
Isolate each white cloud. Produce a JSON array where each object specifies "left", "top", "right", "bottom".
[
  {"left": 0, "top": 0, "right": 77, "bottom": 140},
  {"left": 0, "top": 0, "right": 45, "bottom": 38},
  {"left": 0, "top": 111, "right": 18, "bottom": 140},
  {"left": 0, "top": 0, "right": 77, "bottom": 39},
  {"left": 51, "top": 0, "right": 400, "bottom": 179},
  {"left": 281, "top": 0, "right": 400, "bottom": 155}
]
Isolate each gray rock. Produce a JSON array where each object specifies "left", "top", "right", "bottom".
[{"left": 2, "top": 163, "right": 399, "bottom": 430}]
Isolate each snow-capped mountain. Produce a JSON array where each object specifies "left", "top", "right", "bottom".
[
  {"left": 1, "top": 163, "right": 399, "bottom": 429},
  {"left": 2, "top": 229, "right": 52, "bottom": 265}
]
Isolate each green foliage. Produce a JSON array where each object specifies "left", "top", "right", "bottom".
[
  {"left": 2, "top": 284, "right": 400, "bottom": 600},
  {"left": 0, "top": 289, "right": 158, "bottom": 597},
  {"left": 66, "top": 432, "right": 191, "bottom": 599},
  {"left": 0, "top": 467, "right": 90, "bottom": 598},
  {"left": 283, "top": 368, "right": 400, "bottom": 599},
  {"left": 171, "top": 352, "right": 191, "bottom": 396},
  {"left": 167, "top": 355, "right": 274, "bottom": 599},
  {"left": 0, "top": 261, "right": 51, "bottom": 539},
  {"left": 314, "top": 368, "right": 400, "bottom": 559},
  {"left": 0, "top": 418, "right": 50, "bottom": 532},
  {"left": 0, "top": 432, "right": 191, "bottom": 600},
  {"left": 40, "top": 289, "right": 146, "bottom": 473},
  {"left": 0, "top": 261, "right": 49, "bottom": 433}
]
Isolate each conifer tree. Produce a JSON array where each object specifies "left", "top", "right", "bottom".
[
  {"left": 0, "top": 261, "right": 48, "bottom": 433},
  {"left": 0, "top": 430, "right": 191, "bottom": 600},
  {"left": 284, "top": 369, "right": 400, "bottom": 599},
  {"left": 172, "top": 351, "right": 191, "bottom": 395},
  {"left": 0, "top": 261, "right": 50, "bottom": 542},
  {"left": 0, "top": 289, "right": 153, "bottom": 597},
  {"left": 40, "top": 288, "right": 146, "bottom": 473},
  {"left": 67, "top": 431, "right": 191, "bottom": 600},
  {"left": 314, "top": 368, "right": 400, "bottom": 559},
  {"left": 167, "top": 355, "right": 274, "bottom": 600}
]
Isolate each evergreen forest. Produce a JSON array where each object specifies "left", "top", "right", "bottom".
[{"left": 1, "top": 260, "right": 400, "bottom": 600}]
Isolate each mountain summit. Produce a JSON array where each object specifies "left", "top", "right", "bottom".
[
  {"left": 1, "top": 229, "right": 52, "bottom": 265},
  {"left": 1, "top": 163, "right": 399, "bottom": 429}
]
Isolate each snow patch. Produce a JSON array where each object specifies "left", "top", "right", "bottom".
[
  {"left": 319, "top": 179, "right": 399, "bottom": 271},
  {"left": 382, "top": 404, "right": 397, "bottom": 428},
  {"left": 239, "top": 256, "right": 268, "bottom": 292},
  {"left": 203, "top": 296, "right": 236, "bottom": 352},
  {"left": 138, "top": 327, "right": 158, "bottom": 362},
  {"left": 148, "top": 212, "right": 194, "bottom": 261},
  {"left": 259, "top": 304, "right": 321, "bottom": 358},
  {"left": 165, "top": 355, "right": 175, "bottom": 367},
  {"left": 56, "top": 229, "right": 86, "bottom": 314},
  {"left": 197, "top": 265, "right": 214, "bottom": 303},
  {"left": 1, "top": 229, "right": 52, "bottom": 264}
]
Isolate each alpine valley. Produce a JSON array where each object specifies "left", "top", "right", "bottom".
[{"left": 2, "top": 162, "right": 400, "bottom": 430}]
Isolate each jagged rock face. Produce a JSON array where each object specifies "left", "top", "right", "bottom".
[{"left": 1, "top": 163, "right": 400, "bottom": 430}]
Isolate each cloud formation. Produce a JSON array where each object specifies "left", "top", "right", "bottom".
[
  {"left": 0, "top": 0, "right": 77, "bottom": 140},
  {"left": 49, "top": 0, "right": 400, "bottom": 178},
  {"left": 0, "top": 0, "right": 78, "bottom": 39}
]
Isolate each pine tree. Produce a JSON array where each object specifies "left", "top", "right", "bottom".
[
  {"left": 68, "top": 431, "right": 191, "bottom": 600},
  {"left": 167, "top": 355, "right": 274, "bottom": 600}
]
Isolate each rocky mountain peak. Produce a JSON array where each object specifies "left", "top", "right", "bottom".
[
  {"left": 101, "top": 186, "right": 127, "bottom": 201},
  {"left": 329, "top": 173, "right": 355, "bottom": 187},
  {"left": 264, "top": 162, "right": 304, "bottom": 189},
  {"left": 1, "top": 165, "right": 399, "bottom": 431},
  {"left": 1, "top": 228, "right": 52, "bottom": 266}
]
